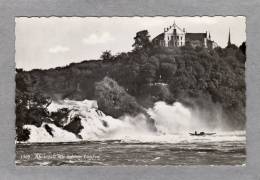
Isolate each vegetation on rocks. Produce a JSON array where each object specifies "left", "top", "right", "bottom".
[{"left": 95, "top": 76, "right": 144, "bottom": 118}]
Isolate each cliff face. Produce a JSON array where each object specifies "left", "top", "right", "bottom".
[{"left": 16, "top": 45, "right": 246, "bottom": 129}]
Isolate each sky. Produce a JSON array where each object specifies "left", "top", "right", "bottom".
[{"left": 15, "top": 16, "right": 246, "bottom": 70}]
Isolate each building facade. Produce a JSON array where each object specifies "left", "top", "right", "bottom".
[{"left": 152, "top": 22, "right": 217, "bottom": 49}]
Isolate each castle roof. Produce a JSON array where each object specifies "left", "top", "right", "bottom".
[
  {"left": 164, "top": 22, "right": 185, "bottom": 34},
  {"left": 186, "top": 33, "right": 207, "bottom": 41},
  {"left": 152, "top": 33, "right": 164, "bottom": 41}
]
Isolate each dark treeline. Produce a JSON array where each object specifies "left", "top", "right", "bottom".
[{"left": 16, "top": 30, "right": 246, "bottom": 140}]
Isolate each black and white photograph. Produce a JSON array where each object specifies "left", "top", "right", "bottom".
[{"left": 15, "top": 16, "right": 246, "bottom": 166}]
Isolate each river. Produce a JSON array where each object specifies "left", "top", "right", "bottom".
[{"left": 16, "top": 132, "right": 246, "bottom": 166}]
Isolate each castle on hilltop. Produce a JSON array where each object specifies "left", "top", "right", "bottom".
[{"left": 152, "top": 22, "right": 218, "bottom": 49}]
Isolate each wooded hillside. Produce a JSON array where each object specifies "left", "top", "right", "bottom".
[{"left": 16, "top": 30, "right": 246, "bottom": 136}]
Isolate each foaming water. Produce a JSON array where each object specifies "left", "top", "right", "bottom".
[
  {"left": 148, "top": 101, "right": 208, "bottom": 134},
  {"left": 20, "top": 99, "right": 244, "bottom": 143}
]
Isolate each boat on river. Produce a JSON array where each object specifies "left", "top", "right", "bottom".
[{"left": 189, "top": 132, "right": 216, "bottom": 136}]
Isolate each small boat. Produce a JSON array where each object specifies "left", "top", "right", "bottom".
[{"left": 189, "top": 132, "right": 216, "bottom": 136}]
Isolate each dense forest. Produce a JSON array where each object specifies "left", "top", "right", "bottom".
[{"left": 16, "top": 30, "right": 246, "bottom": 141}]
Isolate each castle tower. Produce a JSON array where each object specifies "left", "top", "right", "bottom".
[{"left": 228, "top": 28, "right": 231, "bottom": 46}]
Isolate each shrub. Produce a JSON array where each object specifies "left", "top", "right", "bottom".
[{"left": 16, "top": 128, "right": 30, "bottom": 142}]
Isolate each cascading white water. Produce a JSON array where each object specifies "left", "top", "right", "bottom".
[
  {"left": 23, "top": 99, "right": 245, "bottom": 143},
  {"left": 148, "top": 101, "right": 202, "bottom": 134},
  {"left": 146, "top": 101, "right": 227, "bottom": 133}
]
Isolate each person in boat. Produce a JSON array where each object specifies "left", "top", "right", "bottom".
[
  {"left": 194, "top": 131, "right": 197, "bottom": 135},
  {"left": 199, "top": 131, "right": 205, "bottom": 135}
]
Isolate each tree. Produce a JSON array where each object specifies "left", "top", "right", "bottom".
[
  {"left": 139, "top": 63, "right": 157, "bottom": 84},
  {"left": 100, "top": 50, "right": 113, "bottom": 61},
  {"left": 132, "top": 30, "right": 151, "bottom": 50},
  {"left": 15, "top": 74, "right": 52, "bottom": 141},
  {"left": 160, "top": 62, "right": 177, "bottom": 82},
  {"left": 95, "top": 77, "right": 143, "bottom": 118},
  {"left": 239, "top": 41, "right": 246, "bottom": 55}
]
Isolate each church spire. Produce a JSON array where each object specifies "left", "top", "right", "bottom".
[{"left": 228, "top": 28, "right": 231, "bottom": 46}]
